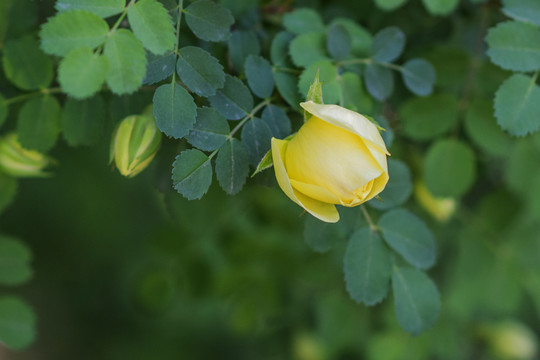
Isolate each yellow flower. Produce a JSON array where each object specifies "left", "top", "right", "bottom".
[
  {"left": 0, "top": 134, "right": 53, "bottom": 177},
  {"left": 271, "top": 101, "right": 390, "bottom": 223}
]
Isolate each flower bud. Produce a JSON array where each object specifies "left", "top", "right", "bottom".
[
  {"left": 110, "top": 115, "right": 162, "bottom": 178},
  {"left": 0, "top": 134, "right": 53, "bottom": 177},
  {"left": 414, "top": 181, "right": 456, "bottom": 222},
  {"left": 272, "top": 101, "right": 390, "bottom": 223},
  {"left": 481, "top": 320, "right": 538, "bottom": 360}
]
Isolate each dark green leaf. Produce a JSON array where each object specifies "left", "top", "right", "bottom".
[
  {"left": 172, "top": 149, "right": 213, "bottom": 200},
  {"left": 208, "top": 75, "right": 253, "bottom": 120},
  {"left": 371, "top": 27, "right": 405, "bottom": 63},
  {"left": 244, "top": 55, "right": 274, "bottom": 99},
  {"left": 273, "top": 70, "right": 301, "bottom": 110},
  {"left": 143, "top": 52, "right": 175, "bottom": 85},
  {"left": 298, "top": 61, "right": 341, "bottom": 105},
  {"left": 327, "top": 23, "right": 351, "bottom": 60},
  {"left": 185, "top": 107, "right": 229, "bottom": 151},
  {"left": 0, "top": 235, "right": 32, "bottom": 286},
  {"left": 330, "top": 18, "right": 372, "bottom": 57},
  {"left": 364, "top": 63, "right": 394, "bottom": 101},
  {"left": 58, "top": 47, "right": 108, "bottom": 99},
  {"left": 0, "top": 0, "right": 38, "bottom": 45},
  {"left": 17, "top": 96, "right": 60, "bottom": 152},
  {"left": 0, "top": 297, "right": 36, "bottom": 350},
  {"left": 228, "top": 30, "right": 260, "bottom": 73},
  {"left": 215, "top": 138, "right": 249, "bottom": 195},
  {"left": 109, "top": 92, "right": 152, "bottom": 123},
  {"left": 152, "top": 83, "right": 196, "bottom": 138},
  {"left": 502, "top": 0, "right": 540, "bottom": 27},
  {"left": 241, "top": 117, "right": 272, "bottom": 166},
  {"left": 184, "top": 0, "right": 234, "bottom": 42},
  {"left": 401, "top": 58, "right": 436, "bottom": 96},
  {"left": 0, "top": 95, "right": 7, "bottom": 128},
  {"left": 375, "top": 0, "right": 408, "bottom": 11},
  {"left": 289, "top": 32, "right": 329, "bottom": 67},
  {"left": 261, "top": 105, "right": 291, "bottom": 138},
  {"left": 55, "top": 0, "right": 125, "bottom": 18},
  {"left": 61, "top": 95, "right": 105, "bottom": 146},
  {"left": 270, "top": 31, "right": 294, "bottom": 66},
  {"left": 176, "top": 46, "right": 225, "bottom": 97},
  {"left": 369, "top": 160, "right": 412, "bottom": 210},
  {"left": 0, "top": 174, "right": 17, "bottom": 214},
  {"left": 283, "top": 8, "right": 325, "bottom": 35},
  {"left": 339, "top": 72, "right": 373, "bottom": 113},
  {"left": 422, "top": 0, "right": 459, "bottom": 15},
  {"left": 127, "top": 0, "right": 175, "bottom": 55}
]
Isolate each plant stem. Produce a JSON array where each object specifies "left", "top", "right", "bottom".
[
  {"left": 5, "top": 88, "right": 62, "bottom": 105},
  {"left": 171, "top": 0, "right": 184, "bottom": 85},
  {"left": 361, "top": 206, "right": 378, "bottom": 232}
]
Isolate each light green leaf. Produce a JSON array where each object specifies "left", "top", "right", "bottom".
[
  {"left": 424, "top": 139, "right": 476, "bottom": 197},
  {"left": 104, "top": 29, "right": 147, "bottom": 94},
  {"left": 185, "top": 107, "right": 229, "bottom": 151},
  {"left": 208, "top": 75, "right": 253, "bottom": 120},
  {"left": 327, "top": 23, "right": 351, "bottom": 60},
  {"left": 289, "top": 32, "right": 329, "bottom": 67},
  {"left": 330, "top": 18, "right": 372, "bottom": 57},
  {"left": 0, "top": 174, "right": 17, "bottom": 214},
  {"left": 271, "top": 31, "right": 294, "bottom": 66},
  {"left": 375, "top": 0, "right": 408, "bottom": 11},
  {"left": 261, "top": 105, "right": 291, "bottom": 139},
  {"left": 502, "top": 0, "right": 540, "bottom": 27},
  {"left": 58, "top": 47, "right": 108, "bottom": 99},
  {"left": 244, "top": 55, "right": 274, "bottom": 99},
  {"left": 0, "top": 95, "right": 7, "bottom": 128},
  {"left": 283, "top": 8, "right": 325, "bottom": 35},
  {"left": 364, "top": 63, "right": 394, "bottom": 101},
  {"left": 401, "top": 58, "right": 436, "bottom": 96},
  {"left": 392, "top": 267, "right": 440, "bottom": 335},
  {"left": 176, "top": 46, "right": 225, "bottom": 97},
  {"left": 0, "top": 297, "right": 36, "bottom": 350},
  {"left": 39, "top": 10, "right": 109, "bottom": 56},
  {"left": 371, "top": 27, "right": 405, "bottom": 63},
  {"left": 0, "top": 236, "right": 32, "bottom": 286},
  {"left": 241, "top": 117, "right": 272, "bottom": 166},
  {"left": 494, "top": 73, "right": 540, "bottom": 136},
  {"left": 127, "top": 0, "right": 175, "bottom": 55},
  {"left": 215, "top": 138, "right": 249, "bottom": 195},
  {"left": 152, "top": 83, "right": 196, "bottom": 139},
  {"left": 17, "top": 96, "right": 60, "bottom": 152},
  {"left": 251, "top": 150, "right": 273, "bottom": 177},
  {"left": 2, "top": 36, "right": 53, "bottom": 90},
  {"left": 339, "top": 72, "right": 373, "bottom": 113},
  {"left": 143, "top": 52, "right": 175, "bottom": 85},
  {"left": 379, "top": 209, "right": 436, "bottom": 269},
  {"left": 273, "top": 70, "right": 301, "bottom": 110},
  {"left": 486, "top": 21, "right": 540, "bottom": 72},
  {"left": 344, "top": 228, "right": 392, "bottom": 305},
  {"left": 369, "top": 160, "right": 412, "bottom": 210},
  {"left": 172, "top": 149, "right": 213, "bottom": 200},
  {"left": 61, "top": 95, "right": 105, "bottom": 146},
  {"left": 184, "top": 0, "right": 234, "bottom": 42},
  {"left": 298, "top": 61, "right": 341, "bottom": 105},
  {"left": 55, "top": 0, "right": 125, "bottom": 18},
  {"left": 422, "top": 0, "right": 459, "bottom": 15},
  {"left": 228, "top": 30, "right": 260, "bottom": 73}
]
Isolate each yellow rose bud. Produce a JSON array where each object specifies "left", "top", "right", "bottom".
[
  {"left": 0, "top": 134, "right": 53, "bottom": 177},
  {"left": 110, "top": 115, "right": 162, "bottom": 178},
  {"left": 272, "top": 101, "right": 390, "bottom": 223}
]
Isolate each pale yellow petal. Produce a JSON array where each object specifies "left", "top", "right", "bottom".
[{"left": 290, "top": 179, "right": 342, "bottom": 204}]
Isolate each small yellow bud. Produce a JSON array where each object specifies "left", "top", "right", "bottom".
[
  {"left": 481, "top": 320, "right": 538, "bottom": 360},
  {"left": 414, "top": 181, "right": 456, "bottom": 222},
  {"left": 0, "top": 134, "right": 53, "bottom": 177}
]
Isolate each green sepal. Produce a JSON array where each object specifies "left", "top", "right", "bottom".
[
  {"left": 251, "top": 132, "right": 296, "bottom": 177},
  {"left": 304, "top": 69, "right": 323, "bottom": 121}
]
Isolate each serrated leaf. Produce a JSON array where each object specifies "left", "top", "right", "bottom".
[
  {"left": 241, "top": 117, "right": 272, "bottom": 166},
  {"left": 271, "top": 31, "right": 294, "bottom": 66},
  {"left": 502, "top": 0, "right": 540, "bottom": 27},
  {"left": 344, "top": 228, "right": 392, "bottom": 305},
  {"left": 104, "top": 29, "right": 147, "bottom": 94},
  {"left": 0, "top": 174, "right": 17, "bottom": 214},
  {"left": 283, "top": 8, "right": 325, "bottom": 35},
  {"left": 298, "top": 61, "right": 341, "bottom": 105},
  {"left": 401, "top": 58, "right": 436, "bottom": 96},
  {"left": 364, "top": 63, "right": 394, "bottom": 101},
  {"left": 0, "top": 297, "right": 36, "bottom": 350},
  {"left": 184, "top": 0, "right": 234, "bottom": 42},
  {"left": 152, "top": 83, "right": 196, "bottom": 139},
  {"left": 369, "top": 160, "right": 412, "bottom": 210},
  {"left": 0, "top": 95, "right": 7, "bottom": 128},
  {"left": 330, "top": 18, "right": 372, "bottom": 57},
  {"left": 422, "top": 0, "right": 459, "bottom": 15},
  {"left": 228, "top": 30, "right": 260, "bottom": 73},
  {"left": 39, "top": 10, "right": 109, "bottom": 56},
  {"left": 172, "top": 149, "right": 212, "bottom": 200},
  {"left": 0, "top": 236, "right": 32, "bottom": 286},
  {"left": 327, "top": 23, "right": 351, "bottom": 60},
  {"left": 424, "top": 139, "right": 476, "bottom": 197},
  {"left": 274, "top": 70, "right": 302, "bottom": 110},
  {"left": 289, "top": 32, "right": 329, "bottom": 67},
  {"left": 17, "top": 96, "right": 60, "bottom": 152},
  {"left": 208, "top": 75, "right": 254, "bottom": 120},
  {"left": 371, "top": 27, "right": 405, "bottom": 63},
  {"left": 127, "top": 0, "right": 175, "bottom": 55},
  {"left": 399, "top": 93, "right": 459, "bottom": 140},
  {"left": 339, "top": 72, "right": 373, "bottom": 113},
  {"left": 2, "top": 36, "right": 53, "bottom": 90},
  {"left": 185, "top": 107, "right": 229, "bottom": 151},
  {"left": 261, "top": 105, "right": 291, "bottom": 138},
  {"left": 245, "top": 55, "right": 274, "bottom": 99},
  {"left": 375, "top": 0, "right": 408, "bottom": 11},
  {"left": 379, "top": 209, "right": 436, "bottom": 269},
  {"left": 486, "top": 21, "right": 540, "bottom": 72},
  {"left": 494, "top": 73, "right": 540, "bottom": 136},
  {"left": 61, "top": 95, "right": 105, "bottom": 146},
  {"left": 55, "top": 0, "right": 125, "bottom": 18},
  {"left": 176, "top": 46, "right": 225, "bottom": 97},
  {"left": 58, "top": 47, "right": 108, "bottom": 99},
  {"left": 143, "top": 52, "right": 175, "bottom": 85},
  {"left": 215, "top": 138, "right": 249, "bottom": 195}
]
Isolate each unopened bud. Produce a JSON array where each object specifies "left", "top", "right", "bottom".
[
  {"left": 414, "top": 181, "right": 456, "bottom": 222},
  {"left": 0, "top": 134, "right": 53, "bottom": 177},
  {"left": 482, "top": 320, "right": 538, "bottom": 360}
]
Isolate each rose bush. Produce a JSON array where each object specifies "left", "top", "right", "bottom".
[{"left": 271, "top": 101, "right": 390, "bottom": 223}]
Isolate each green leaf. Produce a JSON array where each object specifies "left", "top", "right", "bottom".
[
  {"left": 274, "top": 70, "right": 302, "bottom": 110},
  {"left": 0, "top": 236, "right": 32, "bottom": 286},
  {"left": 305, "top": 69, "right": 323, "bottom": 106},
  {"left": 298, "top": 61, "right": 341, "bottom": 105},
  {"left": 424, "top": 139, "right": 476, "bottom": 197},
  {"left": 176, "top": 46, "right": 225, "bottom": 97},
  {"left": 17, "top": 95, "right": 60, "bottom": 152},
  {"left": 2, "top": 36, "right": 53, "bottom": 90},
  {"left": 399, "top": 93, "right": 459, "bottom": 140},
  {"left": 39, "top": 10, "right": 109, "bottom": 56},
  {"left": 109, "top": 92, "right": 152, "bottom": 123},
  {"left": 375, "top": 0, "right": 408, "bottom": 11},
  {"left": 104, "top": 29, "right": 147, "bottom": 94},
  {"left": 61, "top": 95, "right": 105, "bottom": 146},
  {"left": 422, "top": 0, "right": 459, "bottom": 15},
  {"left": 392, "top": 267, "right": 440, "bottom": 335},
  {"left": 330, "top": 18, "right": 372, "bottom": 57},
  {"left": 228, "top": 30, "right": 260, "bottom": 73},
  {"left": 184, "top": 0, "right": 234, "bottom": 42},
  {"left": 241, "top": 117, "right": 272, "bottom": 166},
  {"left": 502, "top": 0, "right": 540, "bottom": 27},
  {"left": 0, "top": 174, "right": 17, "bottom": 214},
  {"left": 251, "top": 150, "right": 273, "bottom": 177},
  {"left": 289, "top": 32, "right": 329, "bottom": 67},
  {"left": 55, "top": 0, "right": 125, "bottom": 18},
  {"left": 244, "top": 55, "right": 274, "bottom": 99},
  {"left": 208, "top": 75, "right": 254, "bottom": 120},
  {"left": 185, "top": 107, "right": 229, "bottom": 151},
  {"left": 344, "top": 228, "right": 392, "bottom": 305},
  {"left": 425, "top": 46, "right": 468, "bottom": 90},
  {"left": 303, "top": 209, "right": 363, "bottom": 252},
  {"left": 369, "top": 160, "right": 412, "bottom": 210},
  {"left": 486, "top": 21, "right": 540, "bottom": 72},
  {"left": 465, "top": 98, "right": 512, "bottom": 156},
  {"left": 364, "top": 63, "right": 394, "bottom": 101},
  {"left": 379, "top": 209, "right": 436, "bottom": 269},
  {"left": 371, "top": 27, "right": 405, "bottom": 63},
  {"left": 283, "top": 8, "right": 324, "bottom": 35},
  {"left": 271, "top": 31, "right": 294, "bottom": 66},
  {"left": 172, "top": 149, "right": 213, "bottom": 200},
  {"left": 0, "top": 297, "right": 36, "bottom": 350},
  {"left": 143, "top": 52, "right": 175, "bottom": 85},
  {"left": 339, "top": 72, "right": 373, "bottom": 113},
  {"left": 152, "top": 83, "right": 196, "bottom": 139},
  {"left": 494, "top": 74, "right": 540, "bottom": 136},
  {"left": 58, "top": 47, "right": 108, "bottom": 99},
  {"left": 327, "top": 23, "right": 352, "bottom": 60},
  {"left": 261, "top": 104, "right": 291, "bottom": 138},
  {"left": 127, "top": 0, "right": 175, "bottom": 55},
  {"left": 0, "top": 0, "right": 38, "bottom": 45},
  {"left": 0, "top": 95, "right": 7, "bottom": 128},
  {"left": 215, "top": 138, "right": 249, "bottom": 195},
  {"left": 401, "top": 58, "right": 436, "bottom": 96}
]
